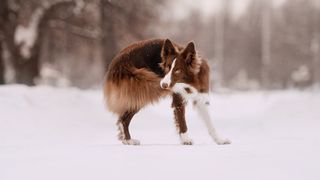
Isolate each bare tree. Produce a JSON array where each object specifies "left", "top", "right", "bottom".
[
  {"left": 0, "top": 0, "right": 11, "bottom": 84},
  {"left": 312, "top": 0, "right": 320, "bottom": 86},
  {"left": 214, "top": 0, "right": 231, "bottom": 88},
  {"left": 214, "top": 5, "right": 225, "bottom": 89},
  {"left": 1, "top": 0, "right": 82, "bottom": 85},
  {"left": 100, "top": 0, "right": 117, "bottom": 70},
  {"left": 261, "top": 0, "right": 272, "bottom": 88},
  {"left": 0, "top": 42, "right": 4, "bottom": 84}
]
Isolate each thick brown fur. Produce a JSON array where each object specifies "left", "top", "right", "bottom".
[{"left": 104, "top": 39, "right": 182, "bottom": 115}]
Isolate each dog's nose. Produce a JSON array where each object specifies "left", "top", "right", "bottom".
[{"left": 161, "top": 83, "right": 169, "bottom": 89}]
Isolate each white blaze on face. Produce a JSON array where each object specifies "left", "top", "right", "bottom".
[{"left": 160, "top": 59, "right": 177, "bottom": 89}]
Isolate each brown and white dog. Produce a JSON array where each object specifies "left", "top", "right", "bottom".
[{"left": 104, "top": 38, "right": 231, "bottom": 145}]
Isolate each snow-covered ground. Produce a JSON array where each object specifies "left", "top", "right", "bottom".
[{"left": 0, "top": 85, "right": 319, "bottom": 180}]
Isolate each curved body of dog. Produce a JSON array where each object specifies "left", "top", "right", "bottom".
[{"left": 104, "top": 38, "right": 230, "bottom": 145}]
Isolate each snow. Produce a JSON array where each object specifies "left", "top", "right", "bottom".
[
  {"left": 14, "top": 8, "right": 44, "bottom": 59},
  {"left": 36, "top": 64, "right": 71, "bottom": 87},
  {"left": 73, "top": 0, "right": 85, "bottom": 14},
  {"left": 0, "top": 85, "right": 320, "bottom": 180},
  {"left": 291, "top": 65, "right": 310, "bottom": 83}
]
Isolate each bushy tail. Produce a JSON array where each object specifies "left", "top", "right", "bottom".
[{"left": 104, "top": 67, "right": 164, "bottom": 115}]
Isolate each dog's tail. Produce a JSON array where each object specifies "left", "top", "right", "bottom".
[{"left": 103, "top": 66, "right": 163, "bottom": 115}]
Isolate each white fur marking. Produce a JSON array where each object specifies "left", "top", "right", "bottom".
[
  {"left": 172, "top": 83, "right": 210, "bottom": 104},
  {"left": 172, "top": 83, "right": 198, "bottom": 101},
  {"left": 160, "top": 59, "right": 176, "bottom": 88},
  {"left": 180, "top": 133, "right": 193, "bottom": 145},
  {"left": 172, "top": 82, "right": 231, "bottom": 145},
  {"left": 122, "top": 139, "right": 141, "bottom": 145}
]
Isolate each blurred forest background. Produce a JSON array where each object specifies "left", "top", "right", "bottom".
[{"left": 0, "top": 0, "right": 319, "bottom": 90}]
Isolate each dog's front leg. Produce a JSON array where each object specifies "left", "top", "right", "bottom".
[
  {"left": 172, "top": 93, "right": 193, "bottom": 145},
  {"left": 194, "top": 97, "right": 231, "bottom": 145},
  {"left": 172, "top": 83, "right": 231, "bottom": 145}
]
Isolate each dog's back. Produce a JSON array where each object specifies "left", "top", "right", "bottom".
[{"left": 107, "top": 39, "right": 165, "bottom": 82}]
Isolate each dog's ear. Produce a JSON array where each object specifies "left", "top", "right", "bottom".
[
  {"left": 182, "top": 41, "right": 196, "bottom": 65},
  {"left": 161, "top": 39, "right": 176, "bottom": 58}
]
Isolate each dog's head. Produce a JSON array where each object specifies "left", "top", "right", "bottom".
[{"left": 160, "top": 39, "right": 201, "bottom": 89}]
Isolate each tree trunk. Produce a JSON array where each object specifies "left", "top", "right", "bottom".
[
  {"left": 11, "top": 8, "right": 46, "bottom": 85},
  {"left": 214, "top": 4, "right": 225, "bottom": 88},
  {"left": 213, "top": 0, "right": 231, "bottom": 89},
  {"left": 0, "top": 41, "right": 4, "bottom": 84},
  {"left": 1, "top": 0, "right": 39, "bottom": 85},
  {"left": 13, "top": 47, "right": 40, "bottom": 85},
  {"left": 312, "top": 0, "right": 320, "bottom": 86},
  {"left": 100, "top": 0, "right": 117, "bottom": 70},
  {"left": 0, "top": 0, "right": 10, "bottom": 85},
  {"left": 261, "top": 0, "right": 272, "bottom": 89}
]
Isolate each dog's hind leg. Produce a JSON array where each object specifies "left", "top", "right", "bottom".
[
  {"left": 117, "top": 110, "right": 140, "bottom": 145},
  {"left": 172, "top": 93, "right": 193, "bottom": 145}
]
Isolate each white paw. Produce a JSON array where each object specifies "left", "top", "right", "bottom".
[
  {"left": 122, "top": 139, "right": 141, "bottom": 145},
  {"left": 180, "top": 133, "right": 193, "bottom": 145},
  {"left": 215, "top": 138, "right": 232, "bottom": 145}
]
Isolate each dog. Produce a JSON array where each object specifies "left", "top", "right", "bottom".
[{"left": 104, "top": 38, "right": 231, "bottom": 145}]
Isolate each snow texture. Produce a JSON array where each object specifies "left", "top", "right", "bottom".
[{"left": 0, "top": 85, "right": 320, "bottom": 180}]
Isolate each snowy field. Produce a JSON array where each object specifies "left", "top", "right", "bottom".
[{"left": 0, "top": 85, "right": 320, "bottom": 180}]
